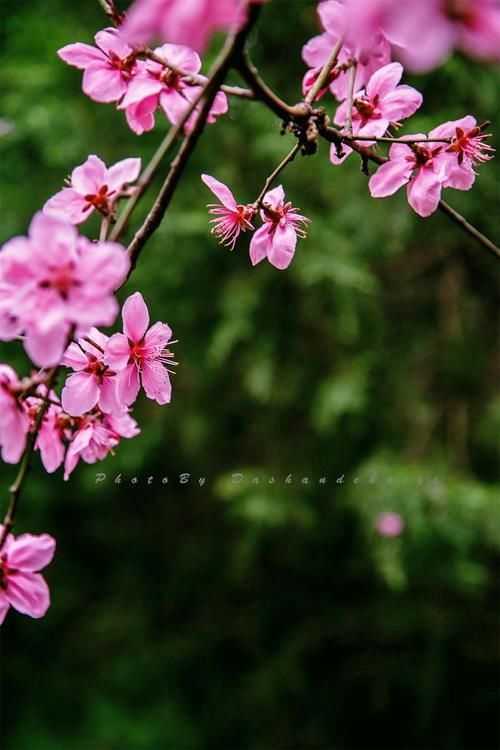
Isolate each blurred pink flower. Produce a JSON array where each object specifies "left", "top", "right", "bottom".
[
  {"left": 201, "top": 174, "right": 255, "bottom": 250},
  {"left": 0, "top": 528, "right": 56, "bottom": 624},
  {"left": 122, "top": 0, "right": 250, "bottom": 51},
  {"left": 249, "top": 186, "right": 310, "bottom": 270},
  {"left": 302, "top": 0, "right": 392, "bottom": 102},
  {"left": 0, "top": 365, "right": 30, "bottom": 464},
  {"left": 375, "top": 512, "right": 404, "bottom": 537},
  {"left": 330, "top": 62, "right": 422, "bottom": 165},
  {"left": 58, "top": 27, "right": 138, "bottom": 102},
  {"left": 44, "top": 155, "right": 141, "bottom": 225},
  {"left": 119, "top": 45, "right": 228, "bottom": 134},
  {"left": 105, "top": 292, "right": 177, "bottom": 406},
  {"left": 61, "top": 328, "right": 120, "bottom": 417},
  {"left": 0, "top": 212, "right": 129, "bottom": 367},
  {"left": 64, "top": 408, "right": 140, "bottom": 481}
]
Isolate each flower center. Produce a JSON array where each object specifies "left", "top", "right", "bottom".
[
  {"left": 83, "top": 184, "right": 115, "bottom": 216},
  {"left": 159, "top": 68, "right": 182, "bottom": 90},
  {"left": 39, "top": 262, "right": 77, "bottom": 298},
  {"left": 443, "top": 0, "right": 476, "bottom": 25},
  {"left": 0, "top": 555, "right": 11, "bottom": 590},
  {"left": 354, "top": 95, "right": 377, "bottom": 121}
]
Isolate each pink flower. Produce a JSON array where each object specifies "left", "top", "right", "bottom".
[
  {"left": 0, "top": 365, "right": 30, "bottom": 464},
  {"left": 302, "top": 0, "right": 392, "bottom": 102},
  {"left": 29, "top": 391, "right": 68, "bottom": 474},
  {"left": 249, "top": 186, "right": 310, "bottom": 270},
  {"left": 375, "top": 512, "right": 404, "bottom": 537},
  {"left": 105, "top": 292, "right": 177, "bottom": 406},
  {"left": 368, "top": 135, "right": 446, "bottom": 217},
  {"left": 0, "top": 212, "right": 130, "bottom": 367},
  {"left": 119, "top": 45, "right": 228, "bottom": 135},
  {"left": 64, "top": 408, "right": 139, "bottom": 480},
  {"left": 330, "top": 62, "right": 422, "bottom": 164},
  {"left": 201, "top": 174, "right": 255, "bottom": 250},
  {"left": 0, "top": 528, "right": 56, "bottom": 624},
  {"left": 122, "top": 0, "right": 249, "bottom": 51},
  {"left": 44, "top": 155, "right": 141, "bottom": 225},
  {"left": 346, "top": 0, "right": 500, "bottom": 72},
  {"left": 427, "top": 115, "right": 494, "bottom": 191},
  {"left": 61, "top": 328, "right": 120, "bottom": 417},
  {"left": 58, "top": 27, "right": 138, "bottom": 103}
]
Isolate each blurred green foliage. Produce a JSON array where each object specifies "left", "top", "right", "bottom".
[{"left": 0, "top": 1, "right": 499, "bottom": 748}]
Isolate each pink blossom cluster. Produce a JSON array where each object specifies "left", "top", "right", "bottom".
[
  {"left": 202, "top": 175, "right": 310, "bottom": 270},
  {"left": 58, "top": 28, "right": 228, "bottom": 135}
]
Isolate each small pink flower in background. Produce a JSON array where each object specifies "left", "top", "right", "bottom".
[
  {"left": 0, "top": 528, "right": 56, "bottom": 624},
  {"left": 26, "top": 388, "right": 68, "bottom": 474},
  {"left": 64, "top": 408, "right": 139, "bottom": 480},
  {"left": 58, "top": 27, "right": 138, "bottom": 103},
  {"left": 105, "top": 292, "right": 177, "bottom": 406},
  {"left": 201, "top": 174, "right": 255, "bottom": 250},
  {"left": 44, "top": 155, "right": 141, "bottom": 225},
  {"left": 0, "top": 365, "right": 30, "bottom": 464},
  {"left": 375, "top": 512, "right": 404, "bottom": 537},
  {"left": 249, "top": 186, "right": 310, "bottom": 270},
  {"left": 119, "top": 45, "right": 228, "bottom": 135},
  {"left": 61, "top": 328, "right": 119, "bottom": 417},
  {"left": 0, "top": 212, "right": 129, "bottom": 367},
  {"left": 302, "top": 0, "right": 392, "bottom": 102},
  {"left": 368, "top": 135, "right": 446, "bottom": 217},
  {"left": 122, "top": 0, "right": 249, "bottom": 51},
  {"left": 330, "top": 62, "right": 422, "bottom": 165},
  {"left": 428, "top": 115, "right": 494, "bottom": 191}
]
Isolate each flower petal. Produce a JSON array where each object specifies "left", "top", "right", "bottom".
[
  {"left": 43, "top": 189, "right": 90, "bottom": 224},
  {"left": 249, "top": 224, "right": 271, "bottom": 266},
  {"left": 369, "top": 159, "right": 412, "bottom": 198},
  {"left": 267, "top": 223, "right": 297, "bottom": 270},
  {"left": 106, "top": 158, "right": 142, "bottom": 193},
  {"left": 141, "top": 361, "right": 171, "bottom": 405},
  {"left": 105, "top": 333, "right": 132, "bottom": 370},
  {"left": 58, "top": 42, "right": 104, "bottom": 69},
  {"left": 82, "top": 64, "right": 127, "bottom": 103},
  {"left": 366, "top": 62, "right": 403, "bottom": 99},
  {"left": 8, "top": 534, "right": 56, "bottom": 572},
  {"left": 201, "top": 174, "right": 237, "bottom": 210},
  {"left": 122, "top": 291, "right": 150, "bottom": 342},
  {"left": 406, "top": 168, "right": 442, "bottom": 217},
  {"left": 61, "top": 371, "right": 100, "bottom": 416},
  {"left": 6, "top": 572, "right": 51, "bottom": 619},
  {"left": 71, "top": 155, "right": 107, "bottom": 195},
  {"left": 117, "top": 364, "right": 140, "bottom": 406}
]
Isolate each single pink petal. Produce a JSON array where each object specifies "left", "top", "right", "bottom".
[
  {"left": 28, "top": 211, "right": 78, "bottom": 265},
  {"left": 441, "top": 160, "right": 476, "bottom": 191},
  {"left": 369, "top": 159, "right": 413, "bottom": 198},
  {"left": 122, "top": 291, "right": 150, "bottom": 342},
  {"left": 262, "top": 184, "right": 285, "bottom": 211},
  {"left": 61, "top": 342, "right": 89, "bottom": 370},
  {"left": 98, "top": 376, "right": 120, "bottom": 414},
  {"left": 82, "top": 64, "right": 128, "bottom": 103},
  {"left": 105, "top": 158, "right": 142, "bottom": 193},
  {"left": 124, "top": 97, "right": 157, "bottom": 135},
  {"left": 366, "top": 62, "right": 403, "bottom": 99},
  {"left": 380, "top": 85, "right": 423, "bottom": 121},
  {"left": 116, "top": 364, "right": 140, "bottom": 406},
  {"left": 0, "top": 595, "right": 10, "bottom": 625},
  {"left": 206, "top": 89, "right": 228, "bottom": 123},
  {"left": 159, "top": 89, "right": 190, "bottom": 125},
  {"left": 8, "top": 534, "right": 56, "bottom": 572},
  {"left": 0, "top": 404, "right": 30, "bottom": 464},
  {"left": 6, "top": 572, "right": 50, "bottom": 618},
  {"left": 302, "top": 32, "right": 334, "bottom": 68},
  {"left": 249, "top": 224, "right": 271, "bottom": 266},
  {"left": 58, "top": 42, "right": 104, "bottom": 69},
  {"left": 143, "top": 321, "right": 173, "bottom": 350},
  {"left": 61, "top": 371, "right": 100, "bottom": 416},
  {"left": 43, "top": 189, "right": 90, "bottom": 224},
  {"left": 141, "top": 361, "right": 171, "bottom": 404},
  {"left": 105, "top": 333, "right": 132, "bottom": 370},
  {"left": 36, "top": 421, "right": 65, "bottom": 473},
  {"left": 71, "top": 155, "right": 107, "bottom": 195},
  {"left": 329, "top": 142, "right": 353, "bottom": 165},
  {"left": 406, "top": 168, "right": 442, "bottom": 217},
  {"left": 267, "top": 223, "right": 297, "bottom": 270},
  {"left": 154, "top": 43, "right": 202, "bottom": 74},
  {"left": 201, "top": 174, "right": 237, "bottom": 210},
  {"left": 24, "top": 324, "right": 69, "bottom": 368},
  {"left": 119, "top": 74, "right": 163, "bottom": 109},
  {"left": 94, "top": 27, "right": 132, "bottom": 59}
]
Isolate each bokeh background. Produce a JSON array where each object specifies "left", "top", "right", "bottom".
[{"left": 1, "top": 1, "right": 499, "bottom": 748}]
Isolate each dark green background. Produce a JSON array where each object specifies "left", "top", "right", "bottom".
[{"left": 0, "top": 1, "right": 498, "bottom": 748}]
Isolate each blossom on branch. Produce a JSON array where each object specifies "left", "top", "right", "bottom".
[
  {"left": 119, "top": 45, "right": 228, "bottom": 135},
  {"left": 330, "top": 62, "right": 423, "bottom": 164},
  {"left": 105, "top": 292, "right": 177, "bottom": 406},
  {"left": 201, "top": 174, "right": 256, "bottom": 250},
  {"left": 250, "top": 186, "right": 310, "bottom": 270},
  {"left": 428, "top": 115, "right": 494, "bottom": 192},
  {"left": 0, "top": 529, "right": 56, "bottom": 624},
  {"left": 58, "top": 27, "right": 139, "bottom": 103},
  {"left": 0, "top": 213, "right": 130, "bottom": 367},
  {"left": 44, "top": 155, "right": 141, "bottom": 225}
]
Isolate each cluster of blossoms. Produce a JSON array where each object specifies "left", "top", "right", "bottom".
[{"left": 1, "top": 0, "right": 497, "bottom": 625}]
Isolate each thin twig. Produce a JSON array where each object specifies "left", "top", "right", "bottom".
[
  {"left": 236, "top": 51, "right": 310, "bottom": 120},
  {"left": 254, "top": 143, "right": 301, "bottom": 208},
  {"left": 82, "top": 336, "right": 105, "bottom": 354},
  {"left": 344, "top": 135, "right": 453, "bottom": 145},
  {"left": 305, "top": 35, "right": 344, "bottom": 105},
  {"left": 343, "top": 63, "right": 357, "bottom": 137},
  {"left": 99, "top": 215, "right": 110, "bottom": 242}
]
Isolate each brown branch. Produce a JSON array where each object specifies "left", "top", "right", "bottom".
[
  {"left": 343, "top": 63, "right": 357, "bottom": 136},
  {"left": 126, "top": 6, "right": 262, "bottom": 272}
]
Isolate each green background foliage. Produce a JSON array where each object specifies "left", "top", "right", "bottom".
[{"left": 0, "top": 1, "right": 498, "bottom": 748}]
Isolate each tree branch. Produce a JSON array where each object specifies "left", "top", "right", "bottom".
[{"left": 305, "top": 36, "right": 344, "bottom": 105}]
